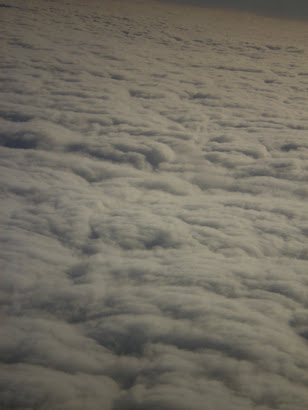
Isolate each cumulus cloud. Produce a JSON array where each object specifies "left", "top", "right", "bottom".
[{"left": 1, "top": 0, "right": 308, "bottom": 409}]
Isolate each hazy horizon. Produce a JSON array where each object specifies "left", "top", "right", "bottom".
[{"left": 156, "top": 0, "right": 308, "bottom": 19}]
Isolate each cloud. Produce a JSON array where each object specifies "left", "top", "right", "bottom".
[{"left": 1, "top": 0, "right": 308, "bottom": 409}]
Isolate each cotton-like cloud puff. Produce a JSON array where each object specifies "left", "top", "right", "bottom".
[{"left": 1, "top": 0, "right": 308, "bottom": 409}]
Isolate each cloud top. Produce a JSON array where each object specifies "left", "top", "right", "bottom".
[{"left": 1, "top": 0, "right": 308, "bottom": 409}]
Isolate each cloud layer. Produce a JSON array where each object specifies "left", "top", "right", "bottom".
[{"left": 1, "top": 0, "right": 308, "bottom": 409}]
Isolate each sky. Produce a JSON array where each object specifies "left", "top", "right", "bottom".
[
  {"left": 1, "top": 0, "right": 308, "bottom": 409},
  {"left": 157, "top": 0, "right": 308, "bottom": 19}
]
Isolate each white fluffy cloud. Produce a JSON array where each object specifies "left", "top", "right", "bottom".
[{"left": 1, "top": 0, "right": 308, "bottom": 409}]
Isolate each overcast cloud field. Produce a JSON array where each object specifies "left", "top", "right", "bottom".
[{"left": 1, "top": 0, "right": 308, "bottom": 408}]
